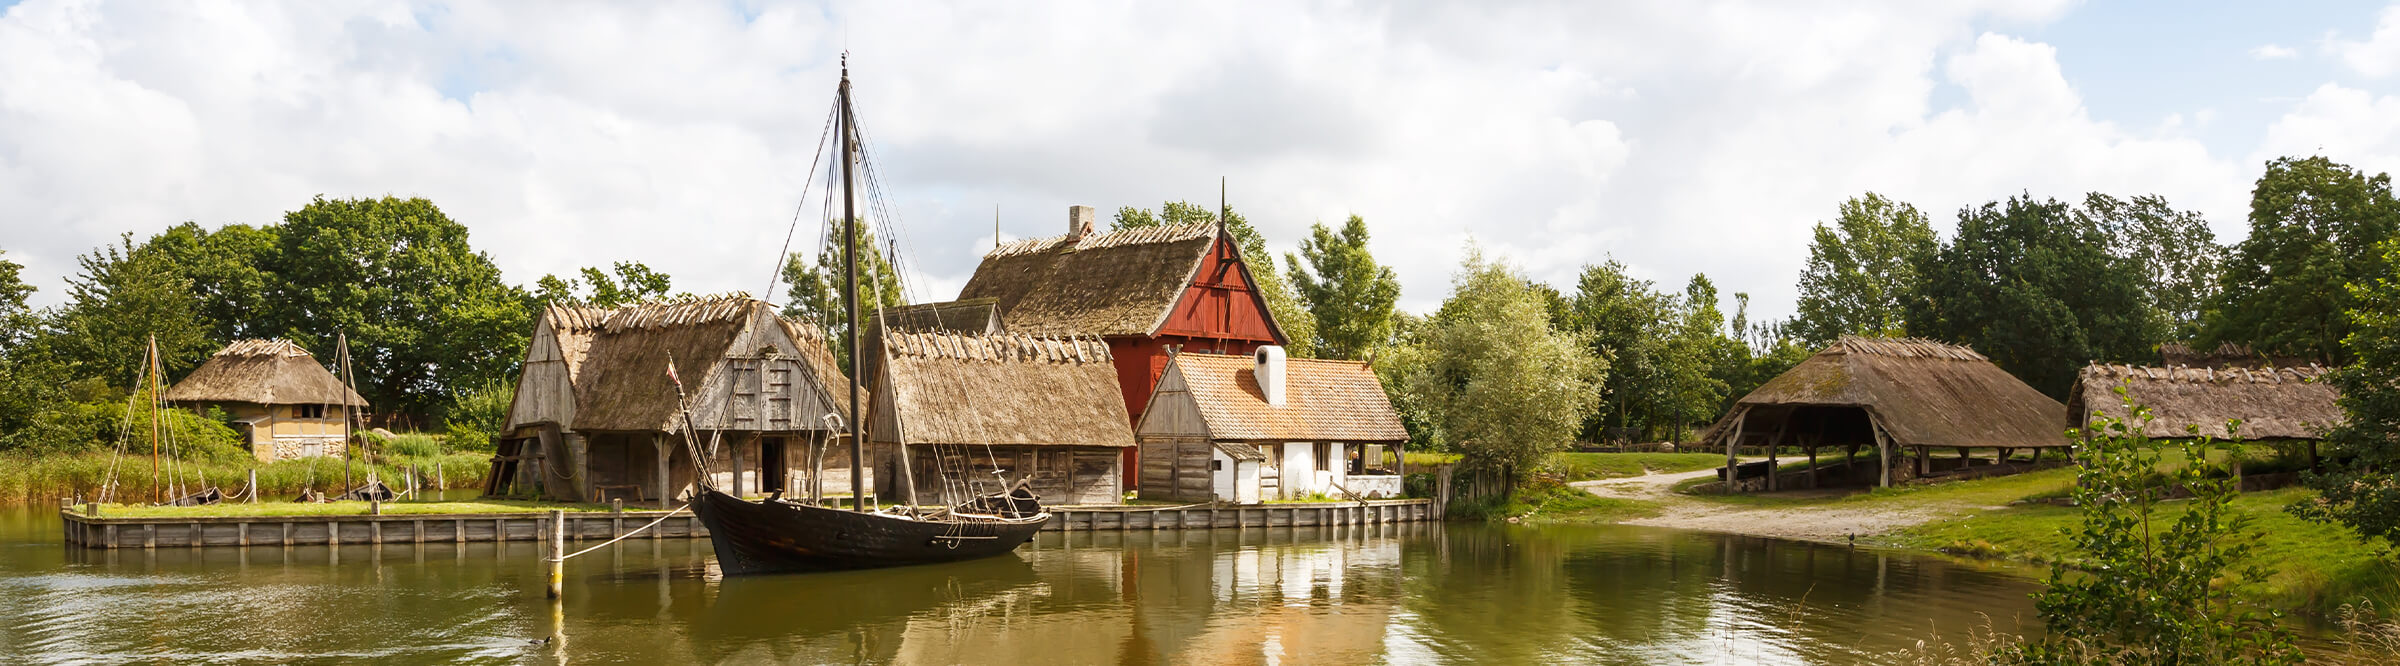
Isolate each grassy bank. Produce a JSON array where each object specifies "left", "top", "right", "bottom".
[
  {"left": 1887, "top": 486, "right": 2400, "bottom": 616},
  {"left": 1551, "top": 452, "right": 1724, "bottom": 481},
  {"left": 0, "top": 451, "right": 489, "bottom": 506},
  {"left": 1532, "top": 458, "right": 2400, "bottom": 618}
]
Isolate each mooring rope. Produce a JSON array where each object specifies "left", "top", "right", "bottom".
[{"left": 553, "top": 505, "right": 689, "bottom": 562}]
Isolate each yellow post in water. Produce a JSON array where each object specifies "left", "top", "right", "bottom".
[{"left": 546, "top": 509, "right": 565, "bottom": 599}]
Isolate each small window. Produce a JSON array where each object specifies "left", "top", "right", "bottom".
[
  {"left": 1316, "top": 443, "right": 1331, "bottom": 471},
  {"left": 295, "top": 404, "right": 326, "bottom": 419},
  {"left": 1210, "top": 459, "right": 1223, "bottom": 471}
]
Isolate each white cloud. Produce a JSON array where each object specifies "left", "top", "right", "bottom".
[
  {"left": 2253, "top": 84, "right": 2400, "bottom": 177},
  {"left": 2249, "top": 43, "right": 2298, "bottom": 60},
  {"left": 2327, "top": 3, "right": 2400, "bottom": 78},
  {"left": 0, "top": 0, "right": 2375, "bottom": 330}
]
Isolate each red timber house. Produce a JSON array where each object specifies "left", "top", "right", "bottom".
[{"left": 958, "top": 205, "right": 1288, "bottom": 483}]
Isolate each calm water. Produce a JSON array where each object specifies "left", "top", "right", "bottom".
[{"left": 0, "top": 504, "right": 2052, "bottom": 664}]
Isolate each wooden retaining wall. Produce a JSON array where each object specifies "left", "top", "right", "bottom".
[
  {"left": 1038, "top": 499, "right": 1434, "bottom": 532},
  {"left": 57, "top": 498, "right": 1438, "bottom": 549}
]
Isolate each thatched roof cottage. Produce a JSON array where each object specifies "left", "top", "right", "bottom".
[
  {"left": 1136, "top": 347, "right": 1408, "bottom": 503},
  {"left": 2068, "top": 364, "right": 2342, "bottom": 441},
  {"left": 869, "top": 330, "right": 1135, "bottom": 506},
  {"left": 1700, "top": 336, "right": 2067, "bottom": 491},
  {"left": 494, "top": 298, "right": 853, "bottom": 507},
  {"left": 960, "top": 206, "right": 1291, "bottom": 483},
  {"left": 165, "top": 339, "right": 367, "bottom": 462}
]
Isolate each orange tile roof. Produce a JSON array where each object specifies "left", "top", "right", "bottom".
[{"left": 1169, "top": 353, "right": 1406, "bottom": 442}]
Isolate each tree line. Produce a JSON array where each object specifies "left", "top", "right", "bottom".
[{"left": 3, "top": 155, "right": 2397, "bottom": 546}]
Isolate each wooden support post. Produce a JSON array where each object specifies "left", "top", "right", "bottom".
[
  {"left": 1807, "top": 446, "right": 1819, "bottom": 489},
  {"left": 1766, "top": 418, "right": 1786, "bottom": 492},
  {"left": 1872, "top": 421, "right": 1893, "bottom": 488},
  {"left": 546, "top": 509, "right": 565, "bottom": 599},
  {"left": 1914, "top": 446, "right": 1927, "bottom": 478},
  {"left": 731, "top": 435, "right": 746, "bottom": 499},
  {"left": 248, "top": 469, "right": 258, "bottom": 503},
  {"left": 653, "top": 435, "right": 671, "bottom": 511},
  {"left": 1723, "top": 407, "right": 1746, "bottom": 493}
]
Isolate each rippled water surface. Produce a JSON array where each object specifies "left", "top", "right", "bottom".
[{"left": 0, "top": 504, "right": 2050, "bottom": 664}]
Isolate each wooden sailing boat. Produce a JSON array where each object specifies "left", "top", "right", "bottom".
[{"left": 687, "top": 58, "right": 1051, "bottom": 575}]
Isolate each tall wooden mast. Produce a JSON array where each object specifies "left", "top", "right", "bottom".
[{"left": 839, "top": 56, "right": 866, "bottom": 512}]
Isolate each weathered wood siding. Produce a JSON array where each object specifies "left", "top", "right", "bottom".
[
  {"left": 888, "top": 445, "right": 1123, "bottom": 506},
  {"left": 507, "top": 324, "right": 577, "bottom": 430},
  {"left": 1136, "top": 365, "right": 1217, "bottom": 501}
]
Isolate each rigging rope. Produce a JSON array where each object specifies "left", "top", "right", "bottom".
[
  {"left": 553, "top": 505, "right": 689, "bottom": 562},
  {"left": 761, "top": 96, "right": 842, "bottom": 306}
]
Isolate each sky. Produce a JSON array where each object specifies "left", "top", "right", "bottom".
[{"left": 3, "top": 1, "right": 2399, "bottom": 324}]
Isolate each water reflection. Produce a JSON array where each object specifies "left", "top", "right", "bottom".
[{"left": 0, "top": 506, "right": 2051, "bottom": 664}]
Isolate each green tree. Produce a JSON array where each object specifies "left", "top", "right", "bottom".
[
  {"left": 1907, "top": 195, "right": 2157, "bottom": 399},
  {"left": 0, "top": 249, "right": 36, "bottom": 354},
  {"left": 2295, "top": 238, "right": 2400, "bottom": 548},
  {"left": 48, "top": 234, "right": 218, "bottom": 385},
  {"left": 1668, "top": 275, "right": 1749, "bottom": 435},
  {"left": 1284, "top": 215, "right": 1400, "bottom": 360},
  {"left": 0, "top": 249, "right": 63, "bottom": 441},
  {"left": 1373, "top": 312, "right": 1444, "bottom": 451},
  {"left": 1565, "top": 259, "right": 1675, "bottom": 441},
  {"left": 2207, "top": 156, "right": 2400, "bottom": 363},
  {"left": 781, "top": 221, "right": 905, "bottom": 373},
  {"left": 2029, "top": 390, "right": 2300, "bottom": 664},
  {"left": 138, "top": 222, "right": 279, "bottom": 341},
  {"left": 2085, "top": 193, "right": 2224, "bottom": 343},
  {"left": 537, "top": 261, "right": 676, "bottom": 307},
  {"left": 1405, "top": 248, "right": 1605, "bottom": 486},
  {"left": 1115, "top": 201, "right": 1318, "bottom": 357},
  {"left": 1788, "top": 193, "right": 1938, "bottom": 345},
  {"left": 263, "top": 196, "right": 532, "bottom": 422}
]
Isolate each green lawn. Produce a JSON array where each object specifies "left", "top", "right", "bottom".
[
  {"left": 1885, "top": 487, "right": 2400, "bottom": 616},
  {"left": 1549, "top": 452, "right": 1725, "bottom": 482},
  {"left": 87, "top": 498, "right": 621, "bottom": 518}
]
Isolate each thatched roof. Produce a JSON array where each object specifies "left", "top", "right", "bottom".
[
  {"left": 165, "top": 339, "right": 367, "bottom": 407},
  {"left": 959, "top": 222, "right": 1274, "bottom": 337},
  {"left": 2069, "top": 364, "right": 2342, "bottom": 440},
  {"left": 868, "top": 330, "right": 1134, "bottom": 448},
  {"left": 540, "top": 304, "right": 609, "bottom": 382},
  {"left": 1701, "top": 336, "right": 2068, "bottom": 449},
  {"left": 570, "top": 297, "right": 851, "bottom": 432},
  {"left": 1166, "top": 353, "right": 1407, "bottom": 443}
]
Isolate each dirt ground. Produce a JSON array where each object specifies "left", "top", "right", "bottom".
[{"left": 1571, "top": 465, "right": 1958, "bottom": 544}]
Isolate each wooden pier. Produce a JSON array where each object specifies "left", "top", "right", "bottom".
[{"left": 57, "top": 498, "right": 1437, "bottom": 548}]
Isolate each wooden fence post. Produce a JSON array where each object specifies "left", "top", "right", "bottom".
[{"left": 547, "top": 509, "right": 565, "bottom": 599}]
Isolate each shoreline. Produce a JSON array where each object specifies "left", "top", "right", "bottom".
[{"left": 1541, "top": 464, "right": 2399, "bottom": 618}]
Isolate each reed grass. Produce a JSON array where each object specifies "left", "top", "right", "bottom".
[{"left": 0, "top": 451, "right": 488, "bottom": 506}]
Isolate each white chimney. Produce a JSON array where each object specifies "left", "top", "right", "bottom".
[
  {"left": 1255, "top": 345, "right": 1287, "bottom": 407},
  {"left": 1067, "top": 205, "right": 1096, "bottom": 238}
]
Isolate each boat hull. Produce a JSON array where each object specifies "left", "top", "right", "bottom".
[{"left": 689, "top": 487, "right": 1050, "bottom": 575}]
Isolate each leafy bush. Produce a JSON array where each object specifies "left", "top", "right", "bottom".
[
  {"left": 1, "top": 385, "right": 245, "bottom": 463},
  {"left": 2021, "top": 389, "right": 2301, "bottom": 664},
  {"left": 441, "top": 379, "right": 511, "bottom": 453}
]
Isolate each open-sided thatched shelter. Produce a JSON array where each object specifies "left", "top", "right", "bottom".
[
  {"left": 1698, "top": 336, "right": 2068, "bottom": 491},
  {"left": 165, "top": 339, "right": 367, "bottom": 462},
  {"left": 869, "top": 330, "right": 1134, "bottom": 506},
  {"left": 2068, "top": 364, "right": 2342, "bottom": 441},
  {"left": 493, "top": 297, "right": 854, "bottom": 507}
]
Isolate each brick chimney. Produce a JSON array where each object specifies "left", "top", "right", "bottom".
[
  {"left": 1067, "top": 205, "right": 1095, "bottom": 238},
  {"left": 1255, "top": 345, "right": 1287, "bottom": 407}
]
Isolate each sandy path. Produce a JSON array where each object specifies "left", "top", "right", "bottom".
[{"left": 1570, "top": 465, "right": 1950, "bottom": 544}]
